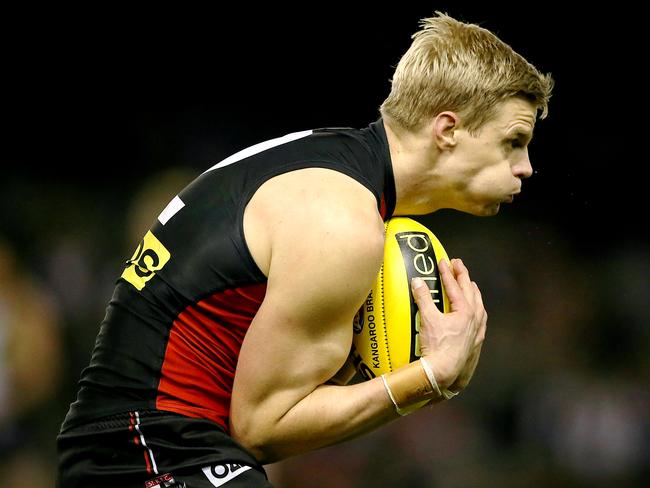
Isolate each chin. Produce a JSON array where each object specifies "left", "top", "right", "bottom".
[
  {"left": 455, "top": 199, "right": 501, "bottom": 217},
  {"left": 472, "top": 203, "right": 500, "bottom": 217}
]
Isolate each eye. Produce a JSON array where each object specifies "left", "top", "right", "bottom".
[{"left": 509, "top": 139, "right": 523, "bottom": 149}]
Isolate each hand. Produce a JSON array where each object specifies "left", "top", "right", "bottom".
[
  {"left": 411, "top": 258, "right": 487, "bottom": 392},
  {"left": 449, "top": 333, "right": 485, "bottom": 393}
]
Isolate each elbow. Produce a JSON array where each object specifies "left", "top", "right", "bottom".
[{"left": 229, "top": 415, "right": 281, "bottom": 464}]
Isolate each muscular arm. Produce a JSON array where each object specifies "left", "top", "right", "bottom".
[
  {"left": 230, "top": 169, "right": 487, "bottom": 463},
  {"left": 230, "top": 169, "right": 398, "bottom": 463}
]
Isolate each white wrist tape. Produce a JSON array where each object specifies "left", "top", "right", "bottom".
[
  {"left": 381, "top": 374, "right": 410, "bottom": 416},
  {"left": 442, "top": 389, "right": 459, "bottom": 400},
  {"left": 420, "top": 357, "right": 459, "bottom": 400},
  {"left": 419, "top": 358, "right": 442, "bottom": 397}
]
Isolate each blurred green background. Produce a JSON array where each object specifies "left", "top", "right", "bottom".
[{"left": 2, "top": 4, "right": 648, "bottom": 487}]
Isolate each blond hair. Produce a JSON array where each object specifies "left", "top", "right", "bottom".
[{"left": 380, "top": 12, "right": 554, "bottom": 133}]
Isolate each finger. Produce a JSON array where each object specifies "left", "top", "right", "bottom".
[
  {"left": 467, "top": 280, "right": 482, "bottom": 314},
  {"left": 472, "top": 283, "right": 487, "bottom": 347},
  {"left": 451, "top": 259, "right": 475, "bottom": 304},
  {"left": 411, "top": 277, "right": 442, "bottom": 316},
  {"left": 471, "top": 281, "right": 487, "bottom": 321},
  {"left": 475, "top": 321, "right": 487, "bottom": 346},
  {"left": 437, "top": 259, "right": 468, "bottom": 313}
]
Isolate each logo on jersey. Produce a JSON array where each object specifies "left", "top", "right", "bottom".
[
  {"left": 144, "top": 473, "right": 186, "bottom": 488},
  {"left": 122, "top": 231, "right": 171, "bottom": 291},
  {"left": 202, "top": 463, "right": 252, "bottom": 487}
]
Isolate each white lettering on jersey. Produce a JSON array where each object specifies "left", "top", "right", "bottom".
[{"left": 202, "top": 464, "right": 252, "bottom": 487}]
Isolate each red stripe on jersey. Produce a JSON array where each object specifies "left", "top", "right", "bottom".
[
  {"left": 143, "top": 448, "right": 153, "bottom": 474},
  {"left": 379, "top": 193, "right": 387, "bottom": 220},
  {"left": 129, "top": 412, "right": 138, "bottom": 444},
  {"left": 155, "top": 283, "right": 267, "bottom": 432}
]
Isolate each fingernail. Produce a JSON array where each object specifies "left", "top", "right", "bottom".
[{"left": 411, "top": 277, "right": 426, "bottom": 289}]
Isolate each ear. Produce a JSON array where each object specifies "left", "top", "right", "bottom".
[{"left": 433, "top": 112, "right": 460, "bottom": 150}]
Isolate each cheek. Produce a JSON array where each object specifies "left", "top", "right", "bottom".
[
  {"left": 486, "top": 164, "right": 514, "bottom": 188},
  {"left": 468, "top": 167, "right": 509, "bottom": 194}
]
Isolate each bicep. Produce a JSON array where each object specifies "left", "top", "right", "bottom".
[{"left": 230, "top": 202, "right": 384, "bottom": 431}]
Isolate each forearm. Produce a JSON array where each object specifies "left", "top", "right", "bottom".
[
  {"left": 232, "top": 359, "right": 448, "bottom": 464},
  {"left": 235, "top": 377, "right": 397, "bottom": 464}
]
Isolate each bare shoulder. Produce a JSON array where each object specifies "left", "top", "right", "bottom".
[
  {"left": 241, "top": 167, "right": 386, "bottom": 384},
  {"left": 244, "top": 167, "right": 385, "bottom": 280}
]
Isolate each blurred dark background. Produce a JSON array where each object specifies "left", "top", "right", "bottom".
[{"left": 2, "top": 4, "right": 648, "bottom": 487}]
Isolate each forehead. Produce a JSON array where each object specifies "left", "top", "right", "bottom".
[{"left": 489, "top": 98, "right": 537, "bottom": 133}]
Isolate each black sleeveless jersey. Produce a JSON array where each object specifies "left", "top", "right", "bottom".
[{"left": 62, "top": 119, "right": 396, "bottom": 433}]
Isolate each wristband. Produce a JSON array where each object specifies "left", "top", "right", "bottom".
[
  {"left": 419, "top": 357, "right": 459, "bottom": 400},
  {"left": 382, "top": 360, "right": 437, "bottom": 415},
  {"left": 381, "top": 374, "right": 410, "bottom": 416},
  {"left": 442, "top": 388, "right": 459, "bottom": 400}
]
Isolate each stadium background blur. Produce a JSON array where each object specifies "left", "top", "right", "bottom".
[{"left": 2, "top": 5, "right": 648, "bottom": 487}]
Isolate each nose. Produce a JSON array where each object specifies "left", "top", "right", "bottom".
[{"left": 513, "top": 150, "right": 533, "bottom": 179}]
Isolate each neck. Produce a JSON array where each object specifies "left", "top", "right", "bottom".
[{"left": 383, "top": 118, "right": 450, "bottom": 215}]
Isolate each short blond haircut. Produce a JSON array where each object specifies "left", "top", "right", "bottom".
[{"left": 380, "top": 12, "right": 554, "bottom": 133}]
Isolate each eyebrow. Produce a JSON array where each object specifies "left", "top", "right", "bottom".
[{"left": 508, "top": 129, "right": 534, "bottom": 142}]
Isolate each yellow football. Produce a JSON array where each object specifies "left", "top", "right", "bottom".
[{"left": 350, "top": 217, "right": 450, "bottom": 382}]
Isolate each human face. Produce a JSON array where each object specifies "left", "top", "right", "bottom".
[{"left": 447, "top": 97, "right": 537, "bottom": 216}]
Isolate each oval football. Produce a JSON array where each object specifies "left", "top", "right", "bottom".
[{"left": 351, "top": 217, "right": 450, "bottom": 381}]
